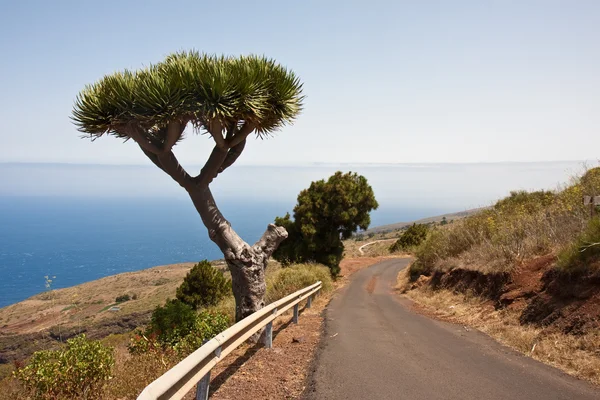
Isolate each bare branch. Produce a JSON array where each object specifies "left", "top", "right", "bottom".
[
  {"left": 207, "top": 120, "right": 226, "bottom": 149},
  {"left": 217, "top": 139, "right": 246, "bottom": 176},
  {"left": 254, "top": 224, "right": 288, "bottom": 260},
  {"left": 196, "top": 146, "right": 228, "bottom": 187},
  {"left": 580, "top": 242, "right": 600, "bottom": 252},
  {"left": 161, "top": 121, "right": 184, "bottom": 154},
  {"left": 140, "top": 146, "right": 193, "bottom": 189},
  {"left": 124, "top": 124, "right": 162, "bottom": 154},
  {"left": 226, "top": 121, "right": 254, "bottom": 148}
]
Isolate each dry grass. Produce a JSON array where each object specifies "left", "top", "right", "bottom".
[
  {"left": 0, "top": 263, "right": 199, "bottom": 335},
  {"left": 411, "top": 167, "right": 600, "bottom": 279},
  {"left": 397, "top": 269, "right": 600, "bottom": 385}
]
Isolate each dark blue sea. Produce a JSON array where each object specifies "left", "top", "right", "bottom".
[{"left": 0, "top": 161, "right": 585, "bottom": 307}]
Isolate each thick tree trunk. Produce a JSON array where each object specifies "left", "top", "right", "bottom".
[{"left": 187, "top": 187, "right": 287, "bottom": 322}]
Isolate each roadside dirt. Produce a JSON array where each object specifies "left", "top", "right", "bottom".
[
  {"left": 401, "top": 255, "right": 600, "bottom": 385},
  {"left": 421, "top": 254, "right": 600, "bottom": 335}
]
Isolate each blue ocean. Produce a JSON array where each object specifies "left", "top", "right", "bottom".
[{"left": 0, "top": 161, "right": 585, "bottom": 308}]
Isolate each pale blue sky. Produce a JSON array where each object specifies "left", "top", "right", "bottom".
[{"left": 0, "top": 0, "right": 598, "bottom": 166}]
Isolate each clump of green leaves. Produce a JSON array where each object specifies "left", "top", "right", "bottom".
[
  {"left": 72, "top": 51, "right": 304, "bottom": 139},
  {"left": 148, "top": 299, "right": 198, "bottom": 347},
  {"left": 176, "top": 260, "right": 231, "bottom": 309},
  {"left": 390, "top": 223, "right": 429, "bottom": 252},
  {"left": 173, "top": 311, "right": 230, "bottom": 357},
  {"left": 15, "top": 334, "right": 114, "bottom": 399},
  {"left": 115, "top": 294, "right": 131, "bottom": 303},
  {"left": 558, "top": 217, "right": 600, "bottom": 272},
  {"left": 274, "top": 171, "right": 378, "bottom": 276},
  {"left": 129, "top": 306, "right": 229, "bottom": 357}
]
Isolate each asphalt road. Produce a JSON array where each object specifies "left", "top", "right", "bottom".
[{"left": 304, "top": 258, "right": 600, "bottom": 400}]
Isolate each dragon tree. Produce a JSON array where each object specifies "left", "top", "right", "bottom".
[{"left": 72, "top": 52, "right": 304, "bottom": 321}]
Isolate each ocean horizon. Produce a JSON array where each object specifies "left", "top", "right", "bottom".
[{"left": 0, "top": 161, "right": 590, "bottom": 308}]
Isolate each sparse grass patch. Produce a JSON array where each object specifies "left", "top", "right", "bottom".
[{"left": 0, "top": 364, "right": 13, "bottom": 381}]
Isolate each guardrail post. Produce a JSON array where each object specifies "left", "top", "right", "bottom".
[
  {"left": 264, "top": 321, "right": 273, "bottom": 348},
  {"left": 307, "top": 295, "right": 312, "bottom": 308},
  {"left": 194, "top": 340, "right": 213, "bottom": 400},
  {"left": 195, "top": 370, "right": 210, "bottom": 400},
  {"left": 293, "top": 304, "right": 299, "bottom": 323}
]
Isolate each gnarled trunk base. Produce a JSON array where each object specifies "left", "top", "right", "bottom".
[
  {"left": 225, "top": 224, "right": 288, "bottom": 322},
  {"left": 226, "top": 249, "right": 268, "bottom": 322}
]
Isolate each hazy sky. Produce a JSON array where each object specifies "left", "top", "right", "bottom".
[{"left": 1, "top": 0, "right": 598, "bottom": 166}]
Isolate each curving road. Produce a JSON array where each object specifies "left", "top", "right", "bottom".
[
  {"left": 357, "top": 239, "right": 397, "bottom": 255},
  {"left": 303, "top": 258, "right": 600, "bottom": 400}
]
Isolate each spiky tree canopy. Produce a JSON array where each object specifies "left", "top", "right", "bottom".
[{"left": 72, "top": 51, "right": 303, "bottom": 149}]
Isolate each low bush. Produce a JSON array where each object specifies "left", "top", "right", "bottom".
[
  {"left": 557, "top": 217, "right": 600, "bottom": 272},
  {"left": 266, "top": 263, "right": 333, "bottom": 303},
  {"left": 174, "top": 311, "right": 230, "bottom": 357},
  {"left": 115, "top": 294, "right": 130, "bottom": 303},
  {"left": 149, "top": 299, "right": 197, "bottom": 347},
  {"left": 15, "top": 334, "right": 114, "bottom": 399},
  {"left": 390, "top": 223, "right": 429, "bottom": 252},
  {"left": 176, "top": 260, "right": 231, "bottom": 309},
  {"left": 131, "top": 307, "right": 230, "bottom": 356}
]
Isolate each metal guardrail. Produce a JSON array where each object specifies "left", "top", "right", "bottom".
[{"left": 137, "top": 281, "right": 323, "bottom": 400}]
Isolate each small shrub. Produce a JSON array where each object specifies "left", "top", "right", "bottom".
[
  {"left": 15, "top": 334, "right": 114, "bottom": 399},
  {"left": 558, "top": 217, "right": 600, "bottom": 272},
  {"left": 115, "top": 294, "right": 131, "bottom": 303},
  {"left": 127, "top": 330, "right": 161, "bottom": 355},
  {"left": 149, "top": 299, "right": 197, "bottom": 347},
  {"left": 390, "top": 223, "right": 429, "bottom": 252},
  {"left": 176, "top": 260, "right": 231, "bottom": 309},
  {"left": 174, "top": 311, "right": 230, "bottom": 357},
  {"left": 266, "top": 263, "right": 333, "bottom": 303},
  {"left": 130, "top": 310, "right": 230, "bottom": 357}
]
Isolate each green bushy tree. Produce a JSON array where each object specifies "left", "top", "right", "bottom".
[
  {"left": 15, "top": 334, "right": 114, "bottom": 399},
  {"left": 274, "top": 171, "right": 378, "bottom": 276},
  {"left": 176, "top": 260, "right": 232, "bottom": 309},
  {"left": 390, "top": 223, "right": 429, "bottom": 252}
]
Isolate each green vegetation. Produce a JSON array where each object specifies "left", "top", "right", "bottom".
[
  {"left": 115, "top": 294, "right": 130, "bottom": 303},
  {"left": 409, "top": 167, "right": 600, "bottom": 280},
  {"left": 148, "top": 299, "right": 198, "bottom": 347},
  {"left": 274, "top": 172, "right": 378, "bottom": 276},
  {"left": 390, "top": 223, "right": 429, "bottom": 253},
  {"left": 266, "top": 263, "right": 333, "bottom": 303},
  {"left": 176, "top": 260, "right": 231, "bottom": 309},
  {"left": 558, "top": 217, "right": 600, "bottom": 272},
  {"left": 1, "top": 262, "right": 333, "bottom": 399},
  {"left": 14, "top": 335, "right": 113, "bottom": 399}
]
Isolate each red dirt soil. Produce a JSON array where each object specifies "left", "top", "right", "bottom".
[{"left": 427, "top": 254, "right": 600, "bottom": 335}]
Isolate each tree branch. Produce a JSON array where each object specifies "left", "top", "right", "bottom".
[
  {"left": 207, "top": 120, "right": 227, "bottom": 149},
  {"left": 125, "top": 124, "right": 162, "bottom": 154},
  {"left": 140, "top": 146, "right": 194, "bottom": 189},
  {"left": 254, "top": 224, "right": 289, "bottom": 260},
  {"left": 160, "top": 121, "right": 184, "bottom": 154},
  {"left": 226, "top": 121, "right": 254, "bottom": 148},
  {"left": 217, "top": 139, "right": 246, "bottom": 176},
  {"left": 188, "top": 187, "right": 248, "bottom": 260},
  {"left": 195, "top": 146, "right": 228, "bottom": 187}
]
